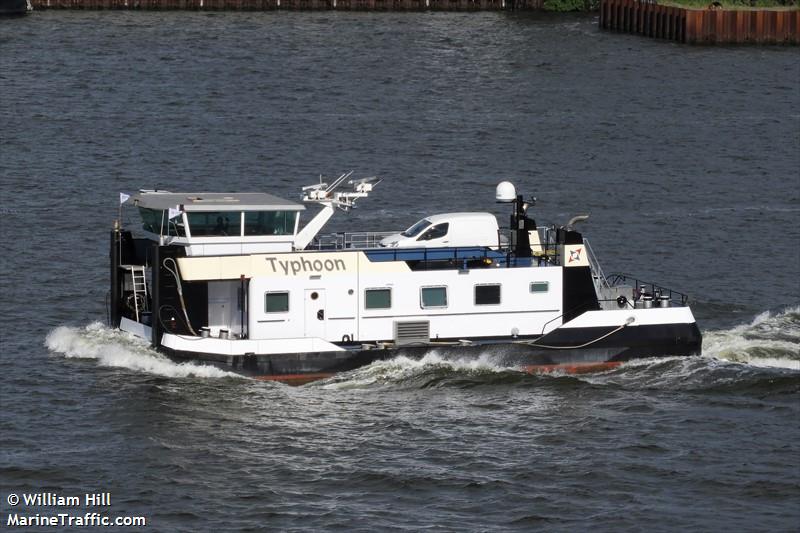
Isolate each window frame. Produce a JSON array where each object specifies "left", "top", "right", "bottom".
[
  {"left": 137, "top": 207, "right": 186, "bottom": 237},
  {"left": 530, "top": 281, "right": 549, "bottom": 294},
  {"left": 418, "top": 223, "right": 449, "bottom": 242},
  {"left": 401, "top": 218, "right": 432, "bottom": 238},
  {"left": 244, "top": 210, "right": 296, "bottom": 236},
  {"left": 364, "top": 288, "right": 392, "bottom": 310},
  {"left": 420, "top": 286, "right": 448, "bottom": 309},
  {"left": 137, "top": 207, "right": 163, "bottom": 234},
  {"left": 474, "top": 284, "right": 502, "bottom": 306},
  {"left": 186, "top": 211, "right": 243, "bottom": 237},
  {"left": 264, "top": 291, "right": 290, "bottom": 313}
]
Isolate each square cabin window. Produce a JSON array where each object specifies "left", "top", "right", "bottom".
[
  {"left": 421, "top": 286, "right": 448, "bottom": 308},
  {"left": 530, "top": 281, "right": 549, "bottom": 293},
  {"left": 475, "top": 284, "right": 501, "bottom": 305},
  {"left": 265, "top": 292, "right": 289, "bottom": 313},
  {"left": 365, "top": 288, "right": 391, "bottom": 310}
]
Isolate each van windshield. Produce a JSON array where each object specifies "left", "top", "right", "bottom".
[
  {"left": 402, "top": 218, "right": 431, "bottom": 238},
  {"left": 418, "top": 223, "right": 449, "bottom": 241}
]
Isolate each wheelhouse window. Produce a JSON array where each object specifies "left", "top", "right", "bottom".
[
  {"left": 138, "top": 208, "right": 162, "bottom": 233},
  {"left": 244, "top": 211, "right": 295, "bottom": 236},
  {"left": 137, "top": 208, "right": 184, "bottom": 236},
  {"left": 421, "top": 286, "right": 448, "bottom": 308},
  {"left": 365, "top": 288, "right": 392, "bottom": 310},
  {"left": 265, "top": 291, "right": 289, "bottom": 313},
  {"left": 530, "top": 281, "right": 549, "bottom": 293},
  {"left": 475, "top": 284, "right": 501, "bottom": 305},
  {"left": 186, "top": 211, "right": 241, "bottom": 237},
  {"left": 418, "top": 223, "right": 449, "bottom": 241}
]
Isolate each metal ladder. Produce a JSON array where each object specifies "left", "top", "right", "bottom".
[{"left": 129, "top": 266, "right": 148, "bottom": 321}]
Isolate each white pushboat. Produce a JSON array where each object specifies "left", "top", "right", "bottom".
[{"left": 110, "top": 174, "right": 701, "bottom": 383}]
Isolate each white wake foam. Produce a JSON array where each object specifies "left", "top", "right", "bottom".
[
  {"left": 317, "top": 351, "right": 515, "bottom": 389},
  {"left": 702, "top": 306, "right": 800, "bottom": 371},
  {"left": 46, "top": 306, "right": 799, "bottom": 383},
  {"left": 45, "top": 322, "right": 240, "bottom": 378}
]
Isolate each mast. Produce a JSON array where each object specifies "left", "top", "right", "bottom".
[{"left": 293, "top": 172, "right": 381, "bottom": 250}]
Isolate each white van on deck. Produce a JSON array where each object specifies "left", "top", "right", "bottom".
[{"left": 379, "top": 212, "right": 501, "bottom": 248}]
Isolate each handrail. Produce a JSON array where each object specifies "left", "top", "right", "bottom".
[
  {"left": 583, "top": 238, "right": 611, "bottom": 290},
  {"left": 606, "top": 273, "right": 689, "bottom": 306},
  {"left": 311, "top": 231, "right": 397, "bottom": 250},
  {"left": 364, "top": 246, "right": 504, "bottom": 269}
]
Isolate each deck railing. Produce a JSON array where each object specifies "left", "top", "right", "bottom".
[
  {"left": 364, "top": 246, "right": 507, "bottom": 269},
  {"left": 583, "top": 238, "right": 611, "bottom": 291},
  {"left": 606, "top": 273, "right": 690, "bottom": 306},
  {"left": 310, "top": 231, "right": 397, "bottom": 250}
]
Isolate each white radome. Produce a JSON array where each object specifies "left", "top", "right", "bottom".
[{"left": 495, "top": 181, "right": 516, "bottom": 202}]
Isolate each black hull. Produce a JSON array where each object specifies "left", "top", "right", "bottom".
[
  {"left": 159, "top": 322, "right": 702, "bottom": 384},
  {"left": 0, "top": 0, "right": 29, "bottom": 15}
]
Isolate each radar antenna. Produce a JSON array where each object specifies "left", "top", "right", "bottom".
[
  {"left": 301, "top": 171, "right": 381, "bottom": 212},
  {"left": 294, "top": 171, "right": 382, "bottom": 250}
]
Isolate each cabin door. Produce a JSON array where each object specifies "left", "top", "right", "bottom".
[
  {"left": 303, "top": 289, "right": 327, "bottom": 339},
  {"left": 208, "top": 281, "right": 242, "bottom": 337}
]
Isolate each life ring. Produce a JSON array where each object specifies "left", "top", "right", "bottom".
[
  {"left": 617, "top": 295, "right": 628, "bottom": 308},
  {"left": 342, "top": 334, "right": 352, "bottom": 343}
]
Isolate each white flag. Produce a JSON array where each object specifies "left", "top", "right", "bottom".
[
  {"left": 168, "top": 206, "right": 181, "bottom": 220},
  {"left": 119, "top": 192, "right": 131, "bottom": 205}
]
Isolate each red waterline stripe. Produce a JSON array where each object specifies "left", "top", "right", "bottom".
[
  {"left": 256, "top": 362, "right": 622, "bottom": 385},
  {"left": 254, "top": 372, "right": 335, "bottom": 385},
  {"left": 521, "top": 362, "right": 623, "bottom": 374}
]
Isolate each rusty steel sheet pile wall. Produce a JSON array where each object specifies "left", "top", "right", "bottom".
[
  {"left": 600, "top": 0, "right": 688, "bottom": 41},
  {"left": 30, "top": 0, "right": 543, "bottom": 9},
  {"left": 600, "top": 0, "right": 799, "bottom": 44}
]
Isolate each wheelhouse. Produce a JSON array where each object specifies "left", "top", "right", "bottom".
[{"left": 131, "top": 191, "right": 305, "bottom": 256}]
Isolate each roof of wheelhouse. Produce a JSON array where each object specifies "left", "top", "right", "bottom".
[{"left": 132, "top": 191, "right": 305, "bottom": 212}]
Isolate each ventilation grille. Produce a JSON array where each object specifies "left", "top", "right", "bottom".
[{"left": 393, "top": 321, "right": 430, "bottom": 346}]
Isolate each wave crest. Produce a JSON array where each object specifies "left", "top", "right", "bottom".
[
  {"left": 45, "top": 322, "right": 239, "bottom": 378},
  {"left": 46, "top": 306, "right": 799, "bottom": 386},
  {"left": 322, "top": 307, "right": 800, "bottom": 390},
  {"left": 315, "top": 351, "right": 527, "bottom": 389},
  {"left": 703, "top": 305, "right": 800, "bottom": 370}
]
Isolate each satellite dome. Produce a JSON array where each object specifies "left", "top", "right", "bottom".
[{"left": 495, "top": 181, "right": 516, "bottom": 203}]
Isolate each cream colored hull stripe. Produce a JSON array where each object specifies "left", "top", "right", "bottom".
[{"left": 176, "top": 251, "right": 410, "bottom": 281}]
